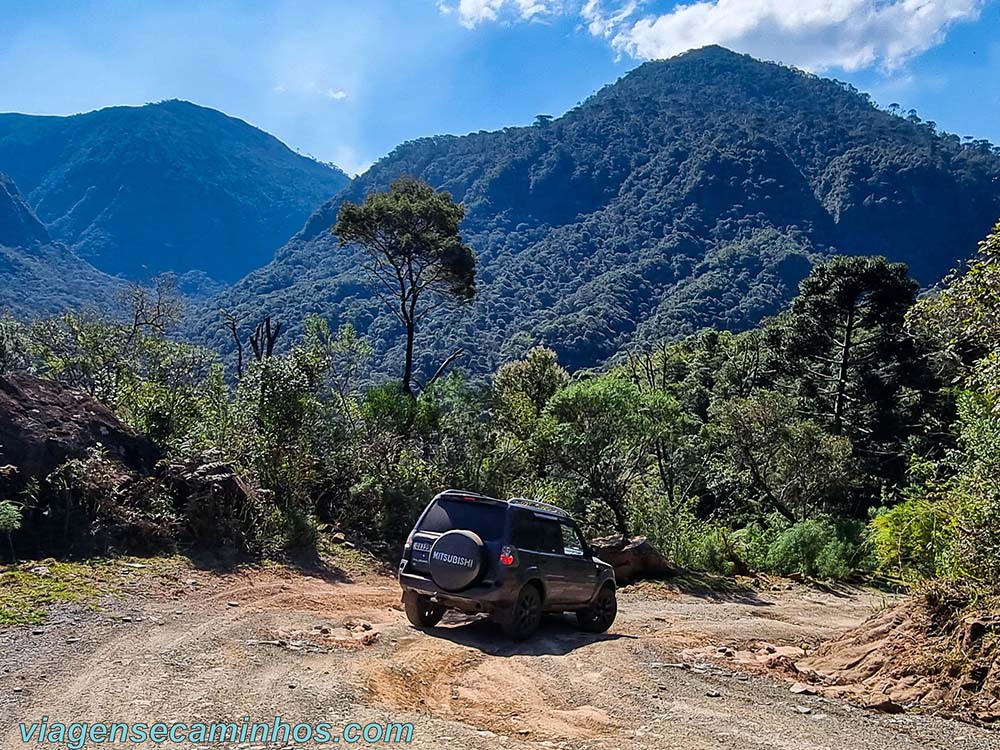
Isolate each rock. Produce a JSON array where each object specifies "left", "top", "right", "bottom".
[
  {"left": 227, "top": 601, "right": 240, "bottom": 607},
  {"left": 790, "top": 683, "right": 817, "bottom": 695},
  {"left": 962, "top": 615, "right": 998, "bottom": 647},
  {"left": 793, "top": 705, "right": 813, "bottom": 714},
  {"left": 588, "top": 535, "right": 677, "bottom": 582},
  {"left": 0, "top": 374, "right": 160, "bottom": 482},
  {"left": 705, "top": 690, "right": 722, "bottom": 698},
  {"left": 162, "top": 457, "right": 261, "bottom": 550},
  {"left": 867, "top": 699, "right": 905, "bottom": 715}
]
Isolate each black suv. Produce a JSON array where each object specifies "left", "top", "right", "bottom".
[{"left": 398, "top": 489, "right": 617, "bottom": 639}]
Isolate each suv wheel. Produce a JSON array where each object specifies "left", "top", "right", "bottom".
[
  {"left": 502, "top": 584, "right": 543, "bottom": 640},
  {"left": 576, "top": 585, "right": 617, "bottom": 633},
  {"left": 403, "top": 593, "right": 444, "bottom": 628}
]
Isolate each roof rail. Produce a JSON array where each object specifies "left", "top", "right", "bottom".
[
  {"left": 509, "top": 497, "right": 570, "bottom": 518},
  {"left": 436, "top": 488, "right": 501, "bottom": 503}
]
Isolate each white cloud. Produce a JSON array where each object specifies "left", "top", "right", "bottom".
[
  {"left": 581, "top": 0, "right": 638, "bottom": 37},
  {"left": 324, "top": 88, "right": 348, "bottom": 100},
  {"left": 607, "top": 0, "right": 985, "bottom": 71},
  {"left": 441, "top": 0, "right": 561, "bottom": 28},
  {"left": 443, "top": 0, "right": 985, "bottom": 72}
]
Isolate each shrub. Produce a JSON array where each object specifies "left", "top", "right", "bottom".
[
  {"left": 42, "top": 450, "right": 178, "bottom": 555},
  {"left": 815, "top": 539, "right": 853, "bottom": 580},
  {"left": 765, "top": 518, "right": 856, "bottom": 580},
  {"left": 870, "top": 495, "right": 954, "bottom": 581},
  {"left": 0, "top": 499, "right": 23, "bottom": 561},
  {"left": 733, "top": 521, "right": 782, "bottom": 572}
]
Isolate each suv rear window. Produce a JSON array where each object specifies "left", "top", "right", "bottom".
[
  {"left": 418, "top": 498, "right": 506, "bottom": 541},
  {"left": 511, "top": 510, "right": 562, "bottom": 553}
]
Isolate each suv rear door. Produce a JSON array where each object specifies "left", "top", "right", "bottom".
[
  {"left": 510, "top": 509, "right": 573, "bottom": 605},
  {"left": 558, "top": 521, "right": 600, "bottom": 606}
]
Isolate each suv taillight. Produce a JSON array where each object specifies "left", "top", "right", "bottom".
[{"left": 499, "top": 545, "right": 518, "bottom": 567}]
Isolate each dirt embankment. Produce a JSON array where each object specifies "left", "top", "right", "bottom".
[
  {"left": 794, "top": 591, "right": 1000, "bottom": 723},
  {"left": 2, "top": 563, "right": 997, "bottom": 750}
]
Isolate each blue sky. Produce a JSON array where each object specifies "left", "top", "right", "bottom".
[{"left": 1, "top": 0, "right": 998, "bottom": 175}]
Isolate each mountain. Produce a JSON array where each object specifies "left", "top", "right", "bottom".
[
  {"left": 1, "top": 171, "right": 124, "bottom": 316},
  {"left": 0, "top": 100, "right": 350, "bottom": 284},
  {"left": 200, "top": 50, "right": 1000, "bottom": 373}
]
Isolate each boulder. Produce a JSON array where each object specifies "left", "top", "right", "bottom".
[
  {"left": 162, "top": 457, "right": 262, "bottom": 552},
  {"left": 0, "top": 373, "right": 161, "bottom": 484},
  {"left": 589, "top": 535, "right": 677, "bottom": 582}
]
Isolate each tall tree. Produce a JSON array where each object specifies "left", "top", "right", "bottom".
[
  {"left": 775, "top": 256, "right": 941, "bottom": 487},
  {"left": 541, "top": 378, "right": 665, "bottom": 538},
  {"left": 493, "top": 346, "right": 569, "bottom": 438},
  {"left": 334, "top": 176, "right": 476, "bottom": 396},
  {"left": 708, "top": 390, "right": 852, "bottom": 523}
]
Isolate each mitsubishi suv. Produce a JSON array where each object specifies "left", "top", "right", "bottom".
[{"left": 398, "top": 489, "right": 617, "bottom": 639}]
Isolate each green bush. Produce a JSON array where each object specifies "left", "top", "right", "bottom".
[
  {"left": 815, "top": 539, "right": 853, "bottom": 580},
  {"left": 687, "top": 526, "right": 740, "bottom": 575},
  {"left": 869, "top": 495, "right": 954, "bottom": 581},
  {"left": 733, "top": 520, "right": 782, "bottom": 572},
  {"left": 765, "top": 518, "right": 856, "bottom": 580},
  {"left": 0, "top": 500, "right": 21, "bottom": 534}
]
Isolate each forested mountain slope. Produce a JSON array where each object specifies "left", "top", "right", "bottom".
[
  {"left": 194, "top": 46, "right": 1000, "bottom": 374},
  {"left": 0, "top": 172, "right": 123, "bottom": 316},
  {"left": 0, "top": 100, "right": 350, "bottom": 284}
]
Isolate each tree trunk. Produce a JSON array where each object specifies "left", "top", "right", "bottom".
[
  {"left": 610, "top": 499, "right": 630, "bottom": 539},
  {"left": 402, "top": 318, "right": 416, "bottom": 398},
  {"left": 832, "top": 302, "right": 856, "bottom": 433}
]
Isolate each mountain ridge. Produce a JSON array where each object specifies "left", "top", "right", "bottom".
[
  {"left": 192, "top": 46, "right": 1000, "bottom": 376},
  {"left": 0, "top": 171, "right": 124, "bottom": 316},
  {"left": 0, "top": 100, "right": 350, "bottom": 284}
]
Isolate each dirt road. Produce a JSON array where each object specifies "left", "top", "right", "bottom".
[{"left": 1, "top": 561, "right": 995, "bottom": 749}]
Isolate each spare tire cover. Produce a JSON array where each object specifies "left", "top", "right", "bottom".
[{"left": 429, "top": 530, "right": 484, "bottom": 591}]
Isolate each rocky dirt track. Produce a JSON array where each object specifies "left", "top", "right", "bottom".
[{"left": 2, "top": 562, "right": 996, "bottom": 750}]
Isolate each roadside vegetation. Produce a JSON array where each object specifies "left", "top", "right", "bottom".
[{"left": 1, "top": 178, "right": 998, "bottom": 602}]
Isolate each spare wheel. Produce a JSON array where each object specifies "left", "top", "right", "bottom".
[{"left": 428, "top": 530, "right": 485, "bottom": 591}]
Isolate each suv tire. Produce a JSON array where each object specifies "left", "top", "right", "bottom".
[
  {"left": 502, "top": 583, "right": 543, "bottom": 640},
  {"left": 404, "top": 593, "right": 445, "bottom": 628},
  {"left": 576, "top": 585, "right": 617, "bottom": 633}
]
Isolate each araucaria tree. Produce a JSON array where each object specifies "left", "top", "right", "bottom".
[
  {"left": 333, "top": 176, "right": 476, "bottom": 396},
  {"left": 776, "top": 256, "right": 942, "bottom": 488}
]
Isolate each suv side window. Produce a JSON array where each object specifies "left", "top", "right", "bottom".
[
  {"left": 560, "top": 523, "right": 586, "bottom": 556},
  {"left": 512, "top": 510, "right": 562, "bottom": 554}
]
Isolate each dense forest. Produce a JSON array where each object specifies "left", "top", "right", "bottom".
[
  {"left": 192, "top": 46, "right": 1000, "bottom": 377},
  {"left": 0, "top": 100, "right": 349, "bottom": 284},
  {"left": 0, "top": 171, "right": 125, "bottom": 316},
  {"left": 3, "top": 200, "right": 999, "bottom": 597}
]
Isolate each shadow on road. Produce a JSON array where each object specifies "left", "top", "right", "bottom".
[
  {"left": 419, "top": 612, "right": 634, "bottom": 656},
  {"left": 180, "top": 547, "right": 355, "bottom": 585},
  {"left": 667, "top": 573, "right": 775, "bottom": 607}
]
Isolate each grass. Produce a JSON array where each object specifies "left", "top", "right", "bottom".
[
  {"left": 0, "top": 540, "right": 389, "bottom": 627},
  {"left": 0, "top": 556, "right": 184, "bottom": 626}
]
